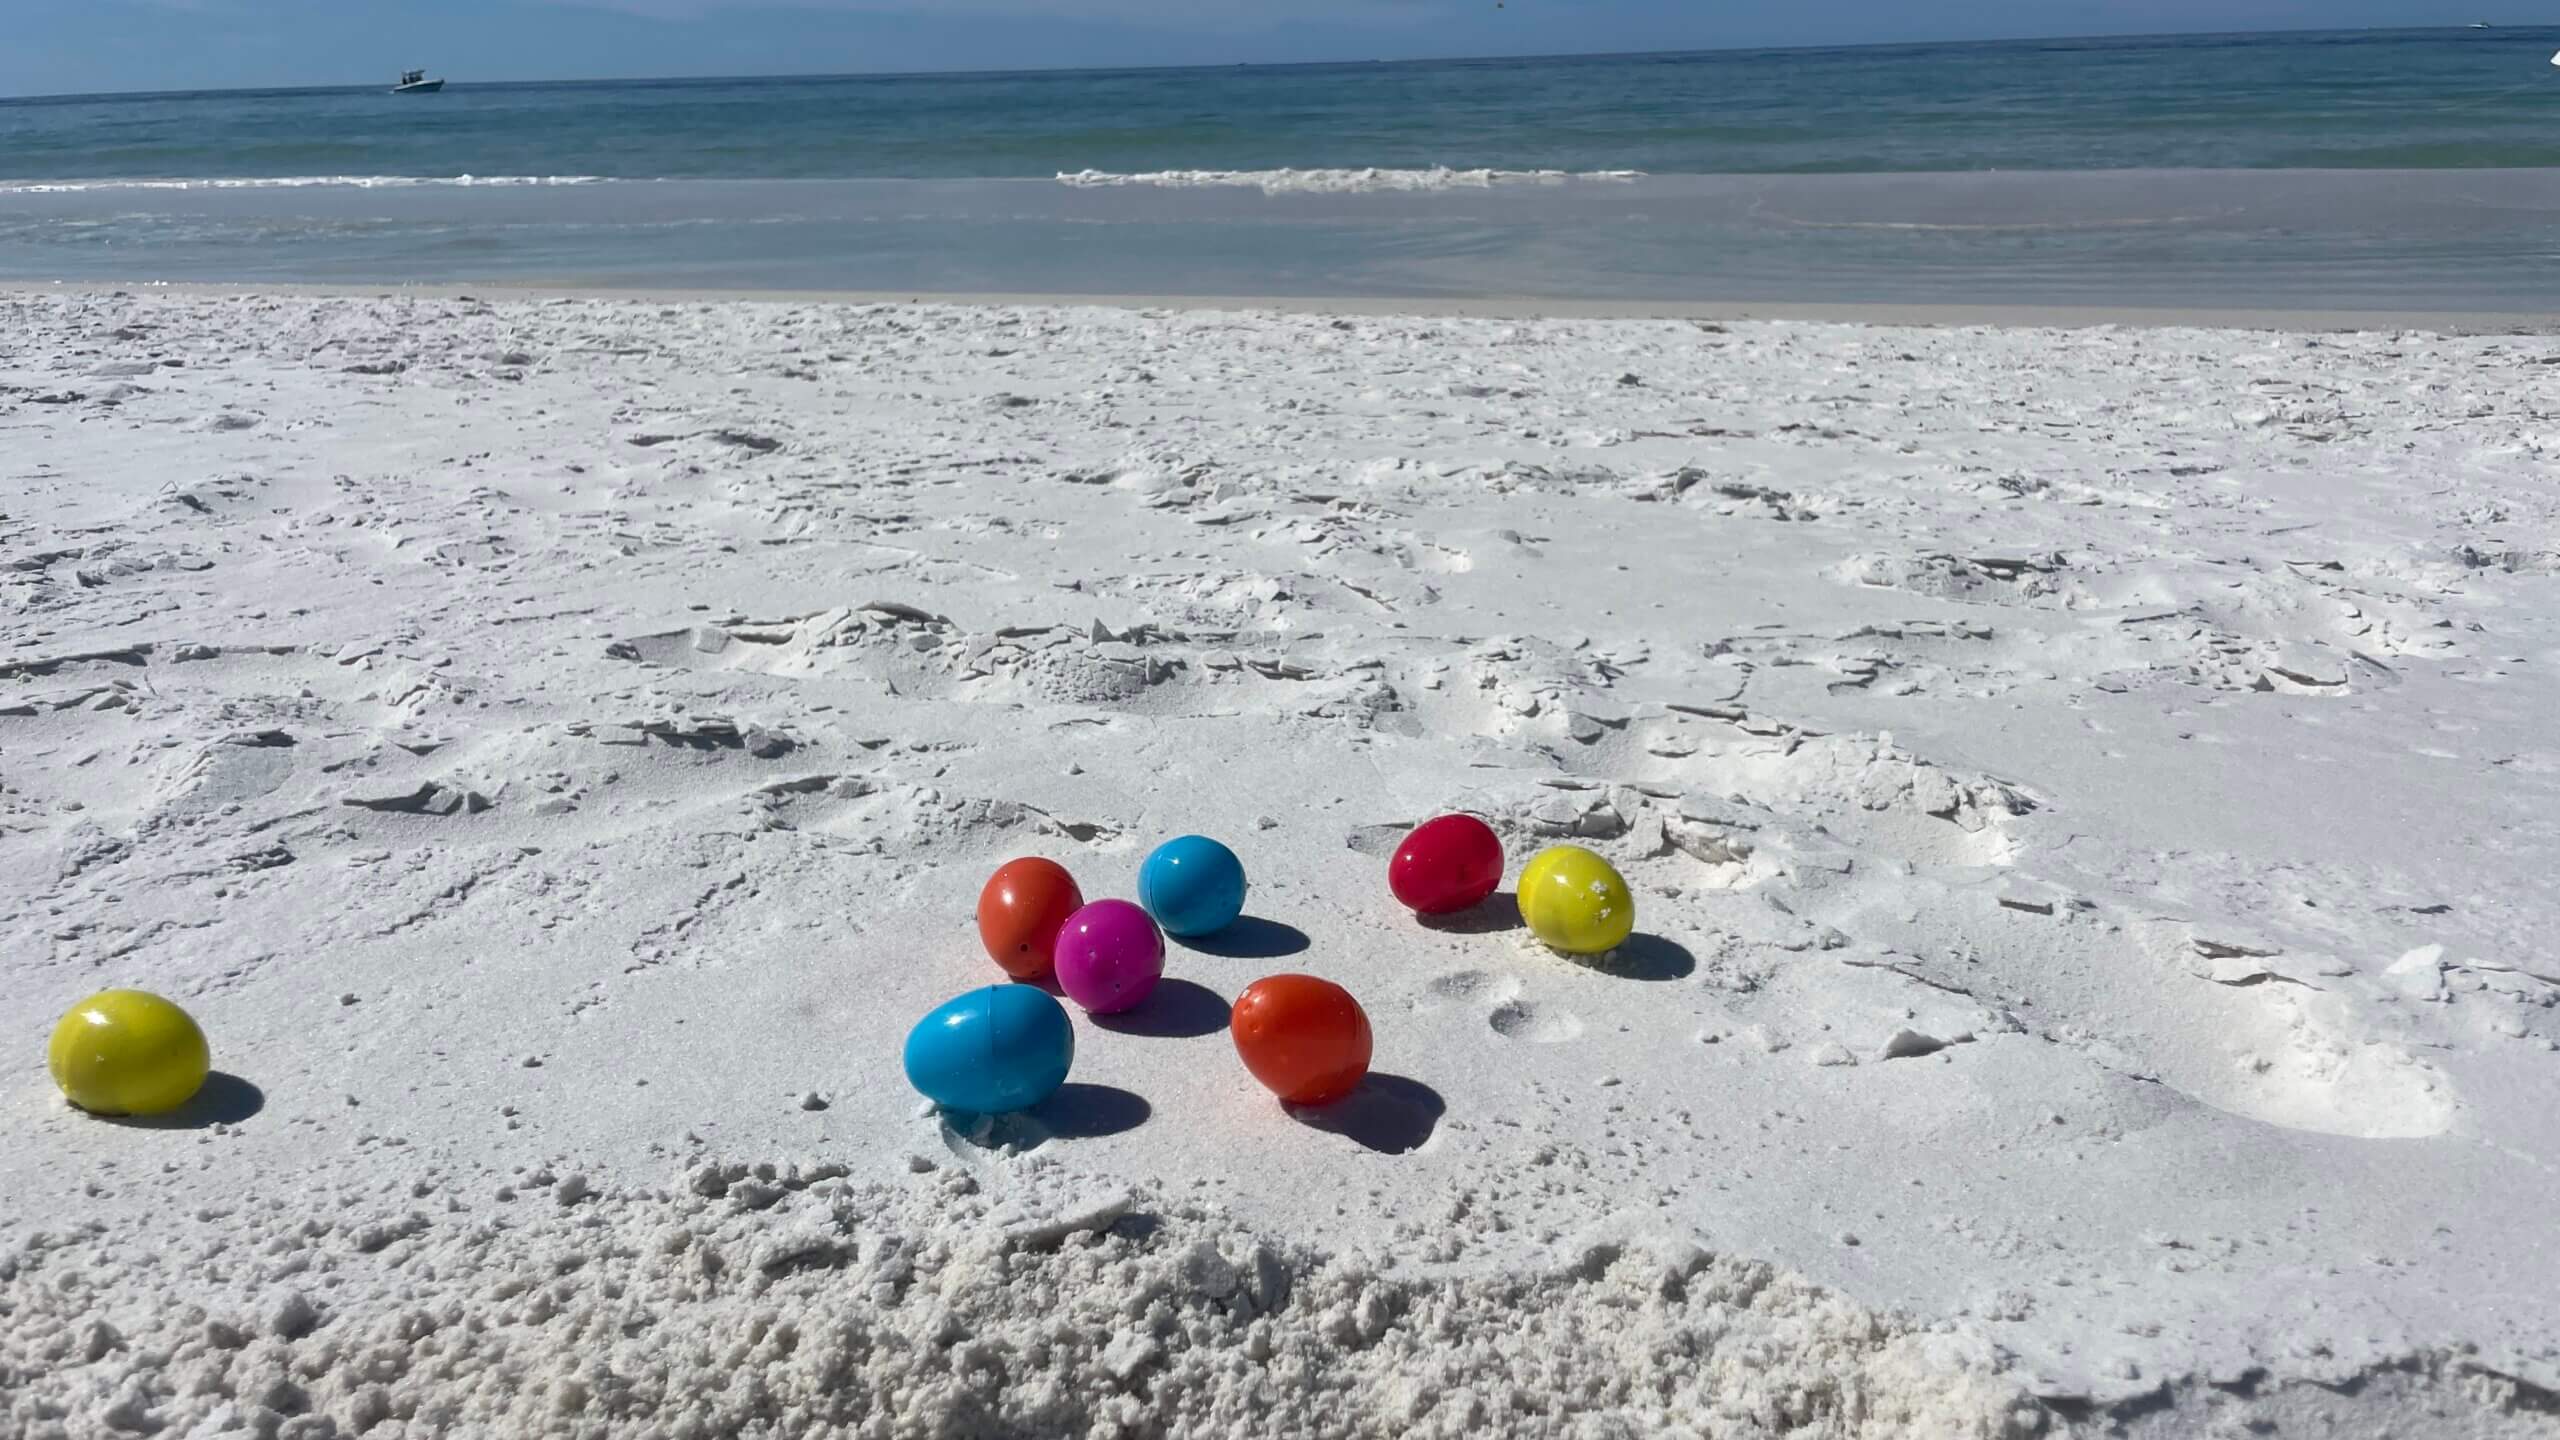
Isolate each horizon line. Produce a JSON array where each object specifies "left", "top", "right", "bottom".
[{"left": 2, "top": 21, "right": 2545, "bottom": 105}]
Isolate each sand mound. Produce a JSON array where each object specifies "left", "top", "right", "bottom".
[{"left": 2, "top": 1159, "right": 2039, "bottom": 1440}]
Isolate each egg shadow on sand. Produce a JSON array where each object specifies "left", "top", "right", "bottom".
[
  {"left": 92, "top": 1072, "right": 265, "bottom": 1130},
  {"left": 1094, "top": 978, "right": 1229, "bottom": 1039},
  {"left": 949, "top": 1083, "right": 1152, "bottom": 1153},
  {"left": 1417, "top": 891, "right": 1523, "bottom": 937},
  {"left": 1173, "top": 915, "right": 1309, "bottom": 959},
  {"left": 1287, "top": 1072, "right": 1443, "bottom": 1155},
  {"left": 1566, "top": 932, "right": 1696, "bottom": 983},
  {"left": 1032, "top": 1083, "right": 1152, "bottom": 1138}
]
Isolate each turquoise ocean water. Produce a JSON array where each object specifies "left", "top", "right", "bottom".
[{"left": 3, "top": 28, "right": 2558, "bottom": 305}]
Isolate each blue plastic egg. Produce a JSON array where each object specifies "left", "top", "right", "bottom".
[
  {"left": 902, "top": 985, "right": 1074, "bottom": 1115},
  {"left": 1137, "top": 834, "right": 1248, "bottom": 938}
]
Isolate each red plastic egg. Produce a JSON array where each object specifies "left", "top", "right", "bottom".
[
  {"left": 976, "top": 858, "right": 1084, "bottom": 980},
  {"left": 1388, "top": 814, "right": 1504, "bottom": 915},
  {"left": 1231, "top": 974, "right": 1372, "bottom": 1106}
]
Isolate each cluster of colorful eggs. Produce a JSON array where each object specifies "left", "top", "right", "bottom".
[
  {"left": 903, "top": 834, "right": 1378, "bottom": 1114},
  {"left": 902, "top": 818, "right": 1633, "bottom": 1118},
  {"left": 43, "top": 821, "right": 1633, "bottom": 1126}
]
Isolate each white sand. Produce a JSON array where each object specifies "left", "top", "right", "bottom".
[{"left": 4, "top": 289, "right": 2558, "bottom": 1438}]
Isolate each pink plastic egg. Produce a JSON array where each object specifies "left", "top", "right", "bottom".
[{"left": 1053, "top": 899, "right": 1165, "bottom": 1015}]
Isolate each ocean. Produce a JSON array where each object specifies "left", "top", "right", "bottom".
[{"left": 4, "top": 28, "right": 2557, "bottom": 306}]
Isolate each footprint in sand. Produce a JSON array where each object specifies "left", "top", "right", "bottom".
[
  {"left": 1488, "top": 1000, "right": 1586, "bottom": 1044},
  {"left": 1819, "top": 884, "right": 2459, "bottom": 1140},
  {"left": 1414, "top": 969, "right": 1585, "bottom": 1043},
  {"left": 1415, "top": 969, "right": 1523, "bottom": 1011}
]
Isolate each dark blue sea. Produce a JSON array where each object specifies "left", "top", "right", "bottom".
[{"left": 4, "top": 29, "right": 2557, "bottom": 305}]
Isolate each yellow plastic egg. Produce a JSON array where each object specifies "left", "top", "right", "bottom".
[
  {"left": 48, "top": 989, "right": 210, "bottom": 1117},
  {"left": 1517, "top": 845, "right": 1635, "bottom": 955}
]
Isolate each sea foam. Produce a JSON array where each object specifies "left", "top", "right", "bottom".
[{"left": 1056, "top": 166, "right": 1645, "bottom": 194}]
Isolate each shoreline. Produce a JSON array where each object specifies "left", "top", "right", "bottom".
[{"left": 9, "top": 278, "right": 2560, "bottom": 332}]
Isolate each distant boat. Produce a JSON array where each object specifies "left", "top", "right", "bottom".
[
  {"left": 391, "top": 70, "right": 444, "bottom": 94},
  {"left": 2469, "top": 20, "right": 2492, "bottom": 26}
]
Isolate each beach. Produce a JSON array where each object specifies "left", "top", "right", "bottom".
[{"left": 5, "top": 285, "right": 2559, "bottom": 1436}]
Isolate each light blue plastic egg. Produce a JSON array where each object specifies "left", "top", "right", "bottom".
[
  {"left": 902, "top": 985, "right": 1074, "bottom": 1115},
  {"left": 1137, "top": 834, "right": 1247, "bottom": 938}
]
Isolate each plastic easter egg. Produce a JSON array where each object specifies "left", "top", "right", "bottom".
[
  {"left": 1231, "top": 974, "right": 1372, "bottom": 1106},
  {"left": 902, "top": 985, "right": 1074, "bottom": 1115},
  {"left": 1389, "top": 814, "right": 1505, "bottom": 915},
  {"left": 1138, "top": 835, "right": 1247, "bottom": 938},
  {"left": 1517, "top": 844, "right": 1635, "bottom": 955},
  {"left": 49, "top": 989, "right": 210, "bottom": 1117},
  {"left": 1053, "top": 899, "right": 1165, "bottom": 1015},
  {"left": 977, "top": 857, "right": 1085, "bottom": 980}
]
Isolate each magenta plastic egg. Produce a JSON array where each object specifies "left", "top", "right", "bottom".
[{"left": 1053, "top": 899, "right": 1165, "bottom": 1015}]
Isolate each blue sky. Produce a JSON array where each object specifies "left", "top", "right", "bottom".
[{"left": 1, "top": 0, "right": 2534, "bottom": 97}]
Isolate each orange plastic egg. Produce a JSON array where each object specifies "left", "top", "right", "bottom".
[
  {"left": 976, "top": 858, "right": 1084, "bottom": 980},
  {"left": 1230, "top": 974, "right": 1372, "bottom": 1106}
]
